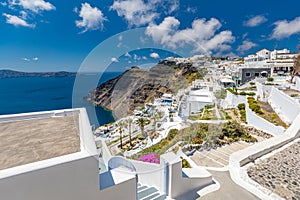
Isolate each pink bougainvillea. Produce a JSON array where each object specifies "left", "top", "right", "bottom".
[{"left": 137, "top": 153, "right": 160, "bottom": 164}]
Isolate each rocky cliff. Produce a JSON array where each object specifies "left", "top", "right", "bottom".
[{"left": 87, "top": 63, "right": 202, "bottom": 119}]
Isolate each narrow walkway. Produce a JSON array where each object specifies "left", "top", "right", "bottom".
[{"left": 197, "top": 170, "right": 259, "bottom": 200}]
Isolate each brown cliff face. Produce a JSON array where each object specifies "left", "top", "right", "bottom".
[{"left": 87, "top": 63, "right": 200, "bottom": 119}]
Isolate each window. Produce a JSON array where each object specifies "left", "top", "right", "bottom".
[
  {"left": 255, "top": 72, "right": 259, "bottom": 77},
  {"left": 246, "top": 72, "right": 251, "bottom": 77}
]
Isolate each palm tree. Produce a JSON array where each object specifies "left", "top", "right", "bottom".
[
  {"left": 135, "top": 117, "right": 149, "bottom": 138},
  {"left": 117, "top": 121, "right": 124, "bottom": 149},
  {"left": 151, "top": 113, "right": 160, "bottom": 132},
  {"left": 126, "top": 117, "right": 133, "bottom": 147}
]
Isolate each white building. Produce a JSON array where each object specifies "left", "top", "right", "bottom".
[
  {"left": 244, "top": 48, "right": 271, "bottom": 64},
  {"left": 180, "top": 86, "right": 213, "bottom": 117}
]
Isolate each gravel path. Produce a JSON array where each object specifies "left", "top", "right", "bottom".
[{"left": 247, "top": 140, "right": 300, "bottom": 200}]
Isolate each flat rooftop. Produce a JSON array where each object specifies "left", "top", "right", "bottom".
[{"left": 0, "top": 115, "right": 80, "bottom": 170}]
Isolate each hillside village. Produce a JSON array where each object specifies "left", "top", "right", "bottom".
[{"left": 92, "top": 47, "right": 300, "bottom": 199}]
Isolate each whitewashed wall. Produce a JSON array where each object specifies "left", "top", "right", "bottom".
[
  {"left": 130, "top": 159, "right": 165, "bottom": 192},
  {"left": 255, "top": 82, "right": 271, "bottom": 102},
  {"left": 101, "top": 140, "right": 112, "bottom": 166},
  {"left": 245, "top": 102, "right": 285, "bottom": 136},
  {"left": 295, "top": 76, "right": 300, "bottom": 91},
  {"left": 165, "top": 156, "right": 212, "bottom": 199},
  {"left": 268, "top": 87, "right": 300, "bottom": 124},
  {"left": 221, "top": 90, "right": 247, "bottom": 108}
]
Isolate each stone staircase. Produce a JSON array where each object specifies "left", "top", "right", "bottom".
[{"left": 137, "top": 183, "right": 166, "bottom": 200}]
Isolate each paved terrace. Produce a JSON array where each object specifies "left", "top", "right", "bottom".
[{"left": 0, "top": 115, "right": 80, "bottom": 170}]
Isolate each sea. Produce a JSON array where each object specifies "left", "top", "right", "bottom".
[{"left": 0, "top": 72, "right": 122, "bottom": 127}]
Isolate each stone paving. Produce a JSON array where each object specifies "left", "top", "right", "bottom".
[
  {"left": 198, "top": 170, "right": 259, "bottom": 200},
  {"left": 191, "top": 141, "right": 253, "bottom": 167},
  {"left": 247, "top": 140, "right": 300, "bottom": 200}
]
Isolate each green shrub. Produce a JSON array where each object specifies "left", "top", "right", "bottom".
[
  {"left": 137, "top": 134, "right": 145, "bottom": 140},
  {"left": 181, "top": 157, "right": 191, "bottom": 168},
  {"left": 248, "top": 97, "right": 263, "bottom": 115},
  {"left": 167, "top": 129, "right": 178, "bottom": 141},
  {"left": 238, "top": 103, "right": 245, "bottom": 110},
  {"left": 205, "top": 104, "right": 214, "bottom": 109},
  {"left": 193, "top": 137, "right": 203, "bottom": 144},
  {"left": 290, "top": 94, "right": 298, "bottom": 97},
  {"left": 240, "top": 110, "right": 246, "bottom": 122},
  {"left": 267, "top": 77, "right": 274, "bottom": 82},
  {"left": 225, "top": 113, "right": 232, "bottom": 120},
  {"left": 226, "top": 88, "right": 238, "bottom": 95},
  {"left": 173, "top": 146, "right": 179, "bottom": 154},
  {"left": 250, "top": 82, "right": 255, "bottom": 85}
]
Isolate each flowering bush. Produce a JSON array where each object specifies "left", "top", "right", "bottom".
[{"left": 137, "top": 153, "right": 160, "bottom": 164}]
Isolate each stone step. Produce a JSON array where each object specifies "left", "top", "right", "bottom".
[
  {"left": 138, "top": 187, "right": 159, "bottom": 199},
  {"left": 141, "top": 192, "right": 160, "bottom": 200},
  {"left": 205, "top": 152, "right": 228, "bottom": 165},
  {"left": 153, "top": 194, "right": 167, "bottom": 200},
  {"left": 138, "top": 185, "right": 148, "bottom": 192}
]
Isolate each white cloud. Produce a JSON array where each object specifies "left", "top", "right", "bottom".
[
  {"left": 3, "top": 13, "right": 35, "bottom": 27},
  {"left": 146, "top": 17, "right": 235, "bottom": 54},
  {"left": 22, "top": 57, "right": 30, "bottom": 61},
  {"left": 150, "top": 52, "right": 159, "bottom": 59},
  {"left": 243, "top": 15, "right": 267, "bottom": 27},
  {"left": 75, "top": 3, "right": 107, "bottom": 33},
  {"left": 271, "top": 16, "right": 300, "bottom": 39},
  {"left": 118, "top": 35, "right": 123, "bottom": 41},
  {"left": 117, "top": 42, "right": 122, "bottom": 48},
  {"left": 186, "top": 7, "right": 197, "bottom": 14},
  {"left": 32, "top": 57, "right": 39, "bottom": 61},
  {"left": 237, "top": 40, "right": 257, "bottom": 53},
  {"left": 111, "top": 57, "right": 119, "bottom": 62},
  {"left": 125, "top": 52, "right": 131, "bottom": 57},
  {"left": 0, "top": 2, "right": 7, "bottom": 6},
  {"left": 9, "top": 0, "right": 55, "bottom": 13},
  {"left": 142, "top": 56, "right": 147, "bottom": 60},
  {"left": 133, "top": 54, "right": 140, "bottom": 60},
  {"left": 110, "top": 0, "right": 179, "bottom": 27}
]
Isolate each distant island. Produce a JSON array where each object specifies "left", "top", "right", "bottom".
[{"left": 0, "top": 70, "right": 78, "bottom": 78}]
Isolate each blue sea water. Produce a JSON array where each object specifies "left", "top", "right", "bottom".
[{"left": 0, "top": 72, "right": 121, "bottom": 127}]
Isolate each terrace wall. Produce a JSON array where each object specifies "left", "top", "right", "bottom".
[
  {"left": 245, "top": 102, "right": 285, "bottom": 136},
  {"left": 130, "top": 159, "right": 165, "bottom": 192},
  {"left": 221, "top": 90, "right": 246, "bottom": 108},
  {"left": 268, "top": 87, "right": 300, "bottom": 124}
]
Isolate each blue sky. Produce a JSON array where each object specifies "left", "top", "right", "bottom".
[{"left": 0, "top": 0, "right": 300, "bottom": 72}]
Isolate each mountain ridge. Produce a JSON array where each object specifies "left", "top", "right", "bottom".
[{"left": 0, "top": 69, "right": 78, "bottom": 78}]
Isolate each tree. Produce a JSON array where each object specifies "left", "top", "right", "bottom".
[
  {"left": 290, "top": 46, "right": 300, "bottom": 82},
  {"left": 117, "top": 121, "right": 124, "bottom": 149},
  {"left": 126, "top": 117, "right": 133, "bottom": 147},
  {"left": 151, "top": 113, "right": 160, "bottom": 132},
  {"left": 135, "top": 117, "right": 149, "bottom": 137}
]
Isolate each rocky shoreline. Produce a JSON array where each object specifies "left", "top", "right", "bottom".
[{"left": 247, "top": 140, "right": 300, "bottom": 199}]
